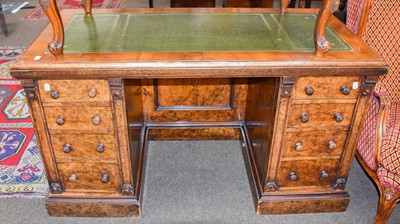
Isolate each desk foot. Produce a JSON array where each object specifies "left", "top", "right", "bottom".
[
  {"left": 256, "top": 192, "right": 350, "bottom": 214},
  {"left": 45, "top": 197, "right": 141, "bottom": 217}
]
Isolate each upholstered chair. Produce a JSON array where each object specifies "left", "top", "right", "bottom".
[{"left": 347, "top": 0, "right": 400, "bottom": 223}]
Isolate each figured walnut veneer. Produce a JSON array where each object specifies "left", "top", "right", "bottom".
[{"left": 11, "top": 8, "right": 388, "bottom": 217}]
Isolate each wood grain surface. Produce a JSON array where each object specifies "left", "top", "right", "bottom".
[
  {"left": 282, "top": 129, "right": 347, "bottom": 157},
  {"left": 287, "top": 103, "right": 355, "bottom": 127},
  {"left": 10, "top": 9, "right": 388, "bottom": 78},
  {"left": 257, "top": 193, "right": 350, "bottom": 214},
  {"left": 46, "top": 198, "right": 140, "bottom": 216},
  {"left": 58, "top": 162, "right": 120, "bottom": 193},
  {"left": 292, "top": 77, "right": 361, "bottom": 100},
  {"left": 12, "top": 7, "right": 389, "bottom": 217},
  {"left": 51, "top": 134, "right": 117, "bottom": 160},
  {"left": 148, "top": 127, "right": 239, "bottom": 140},
  {"left": 38, "top": 80, "right": 111, "bottom": 103},
  {"left": 277, "top": 159, "right": 339, "bottom": 188},
  {"left": 141, "top": 79, "right": 247, "bottom": 123},
  {"left": 155, "top": 79, "right": 232, "bottom": 110},
  {"left": 44, "top": 106, "right": 114, "bottom": 132}
]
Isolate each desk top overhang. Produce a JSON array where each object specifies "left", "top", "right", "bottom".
[{"left": 12, "top": 8, "right": 388, "bottom": 79}]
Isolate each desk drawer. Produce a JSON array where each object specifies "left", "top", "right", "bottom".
[
  {"left": 51, "top": 134, "right": 117, "bottom": 160},
  {"left": 44, "top": 107, "right": 114, "bottom": 132},
  {"left": 287, "top": 103, "right": 355, "bottom": 128},
  {"left": 278, "top": 160, "right": 339, "bottom": 188},
  {"left": 38, "top": 80, "right": 111, "bottom": 103},
  {"left": 282, "top": 130, "right": 347, "bottom": 157},
  {"left": 292, "top": 77, "right": 361, "bottom": 100},
  {"left": 58, "top": 162, "right": 120, "bottom": 193}
]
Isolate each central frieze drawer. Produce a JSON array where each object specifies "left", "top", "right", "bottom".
[
  {"left": 44, "top": 107, "right": 114, "bottom": 132},
  {"left": 58, "top": 162, "right": 121, "bottom": 192},
  {"left": 51, "top": 134, "right": 117, "bottom": 160},
  {"left": 282, "top": 130, "right": 348, "bottom": 157},
  {"left": 277, "top": 159, "right": 339, "bottom": 188},
  {"left": 287, "top": 103, "right": 355, "bottom": 127},
  {"left": 38, "top": 80, "right": 111, "bottom": 103}
]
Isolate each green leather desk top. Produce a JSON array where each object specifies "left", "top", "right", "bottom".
[{"left": 63, "top": 13, "right": 351, "bottom": 53}]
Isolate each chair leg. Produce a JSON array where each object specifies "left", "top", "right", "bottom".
[
  {"left": 374, "top": 186, "right": 400, "bottom": 224},
  {"left": 298, "top": 0, "right": 304, "bottom": 7},
  {"left": 305, "top": 0, "right": 312, "bottom": 8},
  {"left": 0, "top": 13, "right": 8, "bottom": 36}
]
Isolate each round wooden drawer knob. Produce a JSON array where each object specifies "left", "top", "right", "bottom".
[
  {"left": 328, "top": 141, "right": 337, "bottom": 150},
  {"left": 341, "top": 86, "right": 351, "bottom": 95},
  {"left": 101, "top": 174, "right": 109, "bottom": 183},
  {"left": 50, "top": 89, "right": 59, "bottom": 99},
  {"left": 96, "top": 143, "right": 105, "bottom": 153},
  {"left": 56, "top": 116, "right": 65, "bottom": 125},
  {"left": 63, "top": 143, "right": 72, "bottom": 153},
  {"left": 321, "top": 170, "right": 329, "bottom": 179},
  {"left": 289, "top": 171, "right": 298, "bottom": 181},
  {"left": 69, "top": 174, "right": 78, "bottom": 182},
  {"left": 305, "top": 86, "right": 314, "bottom": 96},
  {"left": 295, "top": 142, "right": 303, "bottom": 152},
  {"left": 335, "top": 113, "right": 344, "bottom": 123},
  {"left": 88, "top": 88, "right": 97, "bottom": 98},
  {"left": 300, "top": 113, "right": 309, "bottom": 123},
  {"left": 92, "top": 115, "right": 101, "bottom": 125}
]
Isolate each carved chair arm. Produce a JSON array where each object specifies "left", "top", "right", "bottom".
[
  {"left": 374, "top": 92, "right": 390, "bottom": 165},
  {"left": 357, "top": 91, "right": 389, "bottom": 171}
]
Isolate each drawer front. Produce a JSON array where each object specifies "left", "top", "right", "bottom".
[
  {"left": 287, "top": 103, "right": 355, "bottom": 127},
  {"left": 44, "top": 107, "right": 114, "bottom": 132},
  {"left": 51, "top": 134, "right": 117, "bottom": 160},
  {"left": 283, "top": 130, "right": 348, "bottom": 157},
  {"left": 292, "top": 77, "right": 361, "bottom": 100},
  {"left": 58, "top": 162, "right": 120, "bottom": 192},
  {"left": 38, "top": 80, "right": 111, "bottom": 103},
  {"left": 278, "top": 160, "right": 339, "bottom": 188}
]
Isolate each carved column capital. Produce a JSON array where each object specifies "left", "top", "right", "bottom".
[
  {"left": 20, "top": 79, "right": 38, "bottom": 101},
  {"left": 108, "top": 78, "right": 124, "bottom": 100},
  {"left": 121, "top": 184, "right": 135, "bottom": 196},
  {"left": 265, "top": 181, "right": 278, "bottom": 192},
  {"left": 50, "top": 182, "right": 64, "bottom": 194},
  {"left": 361, "top": 76, "right": 379, "bottom": 97},
  {"left": 333, "top": 177, "right": 346, "bottom": 190},
  {"left": 280, "top": 76, "right": 297, "bottom": 98}
]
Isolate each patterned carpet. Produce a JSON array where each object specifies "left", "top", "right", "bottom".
[
  {"left": 24, "top": 0, "right": 125, "bottom": 20},
  {"left": 0, "top": 47, "right": 49, "bottom": 197}
]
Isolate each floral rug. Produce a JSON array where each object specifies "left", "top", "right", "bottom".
[
  {"left": 24, "top": 0, "right": 125, "bottom": 20},
  {"left": 0, "top": 47, "right": 49, "bottom": 197}
]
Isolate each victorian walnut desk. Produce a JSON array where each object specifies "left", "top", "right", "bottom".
[{"left": 11, "top": 5, "right": 387, "bottom": 217}]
